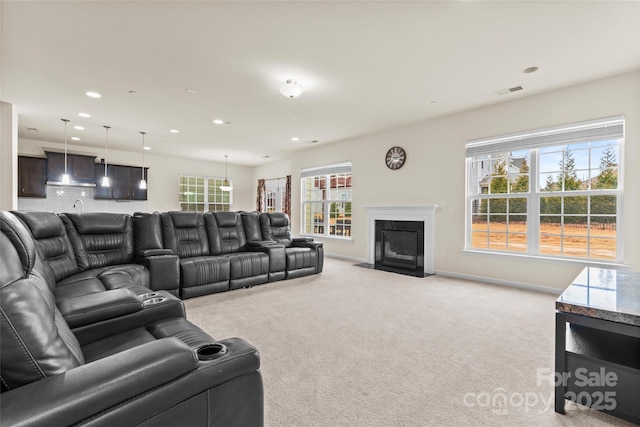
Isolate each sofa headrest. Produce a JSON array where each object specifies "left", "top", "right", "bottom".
[
  {"left": 167, "top": 211, "right": 200, "bottom": 228},
  {"left": 63, "top": 213, "right": 129, "bottom": 233},
  {"left": 269, "top": 213, "right": 289, "bottom": 227},
  {"left": 13, "top": 211, "right": 65, "bottom": 239},
  {"left": 0, "top": 210, "right": 36, "bottom": 276},
  {"left": 213, "top": 211, "right": 239, "bottom": 227}
]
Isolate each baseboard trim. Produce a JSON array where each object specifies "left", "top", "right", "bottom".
[
  {"left": 434, "top": 269, "right": 563, "bottom": 295},
  {"left": 326, "top": 253, "right": 367, "bottom": 264}
]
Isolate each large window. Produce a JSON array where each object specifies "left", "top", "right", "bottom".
[
  {"left": 301, "top": 162, "right": 352, "bottom": 238},
  {"left": 466, "top": 116, "right": 623, "bottom": 262},
  {"left": 179, "top": 175, "right": 232, "bottom": 212}
]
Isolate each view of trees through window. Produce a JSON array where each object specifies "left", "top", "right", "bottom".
[{"left": 470, "top": 139, "right": 620, "bottom": 261}]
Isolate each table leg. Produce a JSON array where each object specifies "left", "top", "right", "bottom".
[{"left": 555, "top": 311, "right": 566, "bottom": 414}]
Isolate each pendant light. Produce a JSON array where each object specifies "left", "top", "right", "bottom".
[
  {"left": 139, "top": 131, "right": 147, "bottom": 190},
  {"left": 61, "top": 118, "right": 71, "bottom": 184},
  {"left": 101, "top": 125, "right": 111, "bottom": 187},
  {"left": 220, "top": 155, "right": 233, "bottom": 192}
]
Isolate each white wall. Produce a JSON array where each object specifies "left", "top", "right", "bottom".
[{"left": 287, "top": 71, "right": 639, "bottom": 291}]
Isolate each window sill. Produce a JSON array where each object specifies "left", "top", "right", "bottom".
[
  {"left": 460, "top": 249, "right": 630, "bottom": 269},
  {"left": 300, "top": 234, "right": 352, "bottom": 242}
]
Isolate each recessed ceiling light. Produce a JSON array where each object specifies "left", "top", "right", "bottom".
[
  {"left": 78, "top": 112, "right": 91, "bottom": 118},
  {"left": 291, "top": 137, "right": 300, "bottom": 142},
  {"left": 185, "top": 88, "right": 197, "bottom": 94},
  {"left": 71, "top": 137, "right": 80, "bottom": 141},
  {"left": 144, "top": 146, "right": 151, "bottom": 151},
  {"left": 213, "top": 119, "right": 225, "bottom": 125},
  {"left": 85, "top": 91, "right": 101, "bottom": 98},
  {"left": 523, "top": 66, "right": 539, "bottom": 74},
  {"left": 74, "top": 125, "right": 85, "bottom": 130},
  {"left": 169, "top": 129, "right": 179, "bottom": 133}
]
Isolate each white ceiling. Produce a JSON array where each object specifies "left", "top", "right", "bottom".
[{"left": 2, "top": 1, "right": 639, "bottom": 166}]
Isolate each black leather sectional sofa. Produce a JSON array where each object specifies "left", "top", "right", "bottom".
[{"left": 0, "top": 209, "right": 322, "bottom": 426}]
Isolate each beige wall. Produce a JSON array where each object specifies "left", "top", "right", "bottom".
[{"left": 286, "top": 71, "right": 639, "bottom": 291}]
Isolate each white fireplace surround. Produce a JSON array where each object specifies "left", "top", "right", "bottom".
[{"left": 364, "top": 205, "right": 438, "bottom": 275}]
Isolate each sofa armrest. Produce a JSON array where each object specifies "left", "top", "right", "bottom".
[
  {"left": 1, "top": 337, "right": 262, "bottom": 427},
  {"left": 141, "top": 248, "right": 174, "bottom": 257},
  {"left": 292, "top": 237, "right": 314, "bottom": 243},
  {"left": 145, "top": 254, "right": 180, "bottom": 295},
  {"left": 247, "top": 241, "right": 286, "bottom": 272},
  {"left": 0, "top": 338, "right": 197, "bottom": 427},
  {"left": 57, "top": 288, "right": 143, "bottom": 328}
]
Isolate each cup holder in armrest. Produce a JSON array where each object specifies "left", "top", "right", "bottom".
[
  {"left": 197, "top": 343, "right": 228, "bottom": 361},
  {"left": 139, "top": 292, "right": 159, "bottom": 299},
  {"left": 143, "top": 297, "right": 166, "bottom": 305}
]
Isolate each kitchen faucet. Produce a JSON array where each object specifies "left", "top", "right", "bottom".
[{"left": 73, "top": 199, "right": 84, "bottom": 213}]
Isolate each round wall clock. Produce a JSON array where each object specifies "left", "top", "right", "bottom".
[{"left": 385, "top": 146, "right": 406, "bottom": 170}]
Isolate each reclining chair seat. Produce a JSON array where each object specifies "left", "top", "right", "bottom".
[
  {"left": 259, "top": 212, "right": 323, "bottom": 279},
  {"left": 205, "top": 211, "right": 269, "bottom": 290},
  {"left": 161, "top": 212, "right": 231, "bottom": 298}
]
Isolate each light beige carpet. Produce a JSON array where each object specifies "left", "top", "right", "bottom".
[{"left": 184, "top": 258, "right": 635, "bottom": 427}]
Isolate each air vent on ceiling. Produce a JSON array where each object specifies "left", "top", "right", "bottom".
[{"left": 494, "top": 85, "right": 524, "bottom": 96}]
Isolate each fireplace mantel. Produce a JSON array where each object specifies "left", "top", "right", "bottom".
[{"left": 363, "top": 205, "right": 438, "bottom": 275}]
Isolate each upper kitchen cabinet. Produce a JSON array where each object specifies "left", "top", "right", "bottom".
[
  {"left": 46, "top": 151, "right": 96, "bottom": 184},
  {"left": 18, "top": 156, "right": 47, "bottom": 198}
]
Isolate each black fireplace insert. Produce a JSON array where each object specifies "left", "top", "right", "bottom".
[{"left": 374, "top": 220, "right": 425, "bottom": 277}]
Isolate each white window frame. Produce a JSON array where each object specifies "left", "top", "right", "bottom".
[
  {"left": 265, "top": 178, "right": 286, "bottom": 213},
  {"left": 301, "top": 162, "right": 352, "bottom": 239},
  {"left": 179, "top": 175, "right": 233, "bottom": 212},
  {"left": 465, "top": 116, "right": 624, "bottom": 263}
]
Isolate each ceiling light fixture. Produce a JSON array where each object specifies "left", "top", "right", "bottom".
[
  {"left": 71, "top": 137, "right": 80, "bottom": 141},
  {"left": 61, "top": 118, "right": 71, "bottom": 184},
  {"left": 279, "top": 79, "right": 304, "bottom": 99},
  {"left": 291, "top": 137, "right": 300, "bottom": 142},
  {"left": 169, "top": 129, "right": 179, "bottom": 133},
  {"left": 220, "top": 155, "right": 233, "bottom": 192},
  {"left": 139, "top": 132, "right": 147, "bottom": 190},
  {"left": 101, "top": 125, "right": 110, "bottom": 187},
  {"left": 523, "top": 66, "right": 539, "bottom": 74},
  {"left": 213, "top": 119, "right": 225, "bottom": 125},
  {"left": 85, "top": 91, "right": 101, "bottom": 98},
  {"left": 74, "top": 125, "right": 84, "bottom": 130},
  {"left": 78, "top": 112, "right": 91, "bottom": 118}
]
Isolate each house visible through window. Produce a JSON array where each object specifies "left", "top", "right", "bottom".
[
  {"left": 301, "top": 162, "right": 352, "bottom": 238},
  {"left": 179, "top": 175, "right": 232, "bottom": 212},
  {"left": 466, "top": 116, "right": 623, "bottom": 262},
  {"left": 265, "top": 178, "right": 286, "bottom": 213}
]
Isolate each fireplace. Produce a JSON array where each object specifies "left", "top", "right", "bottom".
[
  {"left": 364, "top": 205, "right": 438, "bottom": 276},
  {"left": 375, "top": 220, "right": 424, "bottom": 276}
]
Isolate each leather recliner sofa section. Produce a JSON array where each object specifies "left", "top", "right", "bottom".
[
  {"left": 259, "top": 212, "right": 324, "bottom": 278},
  {"left": 0, "top": 210, "right": 263, "bottom": 427}
]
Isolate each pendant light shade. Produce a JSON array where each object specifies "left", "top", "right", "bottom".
[
  {"left": 139, "top": 132, "right": 147, "bottom": 190},
  {"left": 220, "top": 155, "right": 233, "bottom": 192},
  {"left": 61, "top": 118, "right": 71, "bottom": 184},
  {"left": 101, "top": 125, "right": 111, "bottom": 187}
]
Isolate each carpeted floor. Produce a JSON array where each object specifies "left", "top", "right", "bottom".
[{"left": 184, "top": 258, "right": 635, "bottom": 427}]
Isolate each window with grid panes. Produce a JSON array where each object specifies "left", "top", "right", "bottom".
[
  {"left": 179, "top": 175, "right": 232, "bottom": 212},
  {"left": 301, "top": 162, "right": 352, "bottom": 238},
  {"left": 265, "top": 178, "right": 286, "bottom": 213},
  {"left": 466, "top": 116, "right": 623, "bottom": 262}
]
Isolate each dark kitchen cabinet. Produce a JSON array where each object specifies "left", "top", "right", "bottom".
[
  {"left": 18, "top": 156, "right": 47, "bottom": 198},
  {"left": 94, "top": 163, "right": 147, "bottom": 200},
  {"left": 46, "top": 152, "right": 96, "bottom": 184}
]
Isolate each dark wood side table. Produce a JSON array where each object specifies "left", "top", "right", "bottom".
[{"left": 555, "top": 267, "right": 640, "bottom": 424}]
